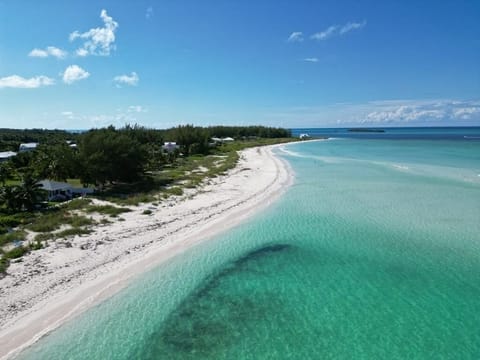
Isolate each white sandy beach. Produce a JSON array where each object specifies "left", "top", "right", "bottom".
[{"left": 0, "top": 145, "right": 293, "bottom": 359}]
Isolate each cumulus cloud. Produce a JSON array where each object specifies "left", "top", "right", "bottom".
[
  {"left": 70, "top": 9, "right": 118, "bottom": 56},
  {"left": 0, "top": 75, "right": 55, "bottom": 89},
  {"left": 453, "top": 107, "right": 480, "bottom": 120},
  {"left": 304, "top": 57, "right": 319, "bottom": 63},
  {"left": 261, "top": 99, "right": 480, "bottom": 127},
  {"left": 29, "top": 46, "right": 67, "bottom": 59},
  {"left": 62, "top": 65, "right": 90, "bottom": 84},
  {"left": 287, "top": 32, "right": 304, "bottom": 43},
  {"left": 113, "top": 72, "right": 139, "bottom": 86},
  {"left": 363, "top": 100, "right": 480, "bottom": 123},
  {"left": 311, "top": 20, "right": 366, "bottom": 41}
]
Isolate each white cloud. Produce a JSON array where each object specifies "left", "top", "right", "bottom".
[
  {"left": 146, "top": 6, "right": 154, "bottom": 19},
  {"left": 361, "top": 100, "right": 480, "bottom": 124},
  {"left": 113, "top": 72, "right": 139, "bottom": 86},
  {"left": 128, "top": 105, "right": 147, "bottom": 113},
  {"left": 62, "top": 65, "right": 90, "bottom": 84},
  {"left": 453, "top": 107, "right": 480, "bottom": 120},
  {"left": 304, "top": 57, "right": 319, "bottom": 63},
  {"left": 61, "top": 111, "right": 74, "bottom": 120},
  {"left": 28, "top": 49, "right": 48, "bottom": 58},
  {"left": 260, "top": 99, "right": 480, "bottom": 127},
  {"left": 311, "top": 26, "right": 338, "bottom": 41},
  {"left": 0, "top": 75, "right": 55, "bottom": 89},
  {"left": 70, "top": 9, "right": 119, "bottom": 56},
  {"left": 365, "top": 106, "right": 445, "bottom": 123},
  {"left": 311, "top": 20, "right": 366, "bottom": 41},
  {"left": 287, "top": 32, "right": 304, "bottom": 43},
  {"left": 76, "top": 48, "right": 89, "bottom": 57},
  {"left": 28, "top": 46, "right": 67, "bottom": 59},
  {"left": 339, "top": 20, "right": 367, "bottom": 35}
]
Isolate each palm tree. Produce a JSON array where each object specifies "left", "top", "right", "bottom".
[
  {"left": 0, "top": 186, "right": 21, "bottom": 213},
  {"left": 0, "top": 162, "right": 12, "bottom": 185},
  {"left": 16, "top": 171, "right": 44, "bottom": 211}
]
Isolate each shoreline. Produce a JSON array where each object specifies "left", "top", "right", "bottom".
[{"left": 0, "top": 144, "right": 294, "bottom": 359}]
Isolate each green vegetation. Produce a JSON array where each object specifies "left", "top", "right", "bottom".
[
  {"left": 85, "top": 205, "right": 131, "bottom": 217},
  {"left": 27, "top": 212, "right": 93, "bottom": 233},
  {"left": 4, "top": 246, "right": 28, "bottom": 259},
  {"left": 0, "top": 125, "right": 294, "bottom": 274},
  {"left": 0, "top": 230, "right": 26, "bottom": 247}
]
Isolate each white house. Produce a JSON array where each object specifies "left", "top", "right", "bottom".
[
  {"left": 222, "top": 137, "right": 234, "bottom": 142},
  {"left": 0, "top": 151, "right": 16, "bottom": 162},
  {"left": 299, "top": 133, "right": 310, "bottom": 140},
  {"left": 38, "top": 180, "right": 94, "bottom": 201},
  {"left": 38, "top": 180, "right": 73, "bottom": 201},
  {"left": 19, "top": 143, "right": 38, "bottom": 152},
  {"left": 162, "top": 142, "right": 179, "bottom": 153}
]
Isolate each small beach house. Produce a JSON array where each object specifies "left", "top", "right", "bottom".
[
  {"left": 0, "top": 151, "right": 17, "bottom": 162},
  {"left": 38, "top": 180, "right": 94, "bottom": 201},
  {"left": 162, "top": 142, "right": 179, "bottom": 153},
  {"left": 19, "top": 143, "right": 38, "bottom": 152}
]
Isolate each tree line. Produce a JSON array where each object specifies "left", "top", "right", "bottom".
[{"left": 0, "top": 124, "right": 291, "bottom": 212}]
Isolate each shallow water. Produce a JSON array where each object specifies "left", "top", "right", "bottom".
[{"left": 20, "top": 134, "right": 480, "bottom": 359}]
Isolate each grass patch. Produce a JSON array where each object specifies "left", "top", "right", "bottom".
[
  {"left": 34, "top": 232, "right": 55, "bottom": 242},
  {"left": 85, "top": 205, "right": 131, "bottom": 217},
  {"left": 165, "top": 187, "right": 183, "bottom": 196},
  {"left": 27, "top": 212, "right": 94, "bottom": 233},
  {"left": 0, "top": 213, "right": 35, "bottom": 229},
  {"left": 0, "top": 256, "right": 9, "bottom": 275},
  {"left": 4, "top": 246, "right": 29, "bottom": 259},
  {"left": 63, "top": 198, "right": 92, "bottom": 211},
  {"left": 56, "top": 227, "right": 92, "bottom": 238},
  {"left": 0, "top": 230, "right": 26, "bottom": 247}
]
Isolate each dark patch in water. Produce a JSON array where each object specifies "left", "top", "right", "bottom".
[
  {"left": 138, "top": 244, "right": 294, "bottom": 359},
  {"left": 194, "top": 243, "right": 293, "bottom": 300},
  {"left": 233, "top": 244, "right": 292, "bottom": 267}
]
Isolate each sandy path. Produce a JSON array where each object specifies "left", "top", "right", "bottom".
[{"left": 0, "top": 145, "right": 293, "bottom": 359}]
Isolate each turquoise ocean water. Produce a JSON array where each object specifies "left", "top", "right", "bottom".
[{"left": 20, "top": 128, "right": 480, "bottom": 359}]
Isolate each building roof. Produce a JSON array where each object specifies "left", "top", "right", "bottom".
[
  {"left": 38, "top": 180, "right": 72, "bottom": 192},
  {"left": 19, "top": 143, "right": 38, "bottom": 149},
  {"left": 0, "top": 151, "right": 17, "bottom": 159}
]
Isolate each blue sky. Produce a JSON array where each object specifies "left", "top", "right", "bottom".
[{"left": 0, "top": 0, "right": 479, "bottom": 129}]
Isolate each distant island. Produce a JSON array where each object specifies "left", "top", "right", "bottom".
[{"left": 348, "top": 128, "right": 385, "bottom": 133}]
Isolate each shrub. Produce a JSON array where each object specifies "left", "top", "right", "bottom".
[
  {"left": 165, "top": 187, "right": 183, "bottom": 196},
  {"left": 0, "top": 257, "right": 9, "bottom": 274},
  {"left": 86, "top": 205, "right": 131, "bottom": 217},
  {"left": 56, "top": 227, "right": 92, "bottom": 238},
  {"left": 142, "top": 209, "right": 152, "bottom": 215},
  {"left": 30, "top": 240, "right": 43, "bottom": 250},
  {"left": 5, "top": 246, "right": 29, "bottom": 259},
  {"left": 0, "top": 230, "right": 26, "bottom": 247},
  {"left": 64, "top": 198, "right": 92, "bottom": 210},
  {"left": 34, "top": 233, "right": 54, "bottom": 242}
]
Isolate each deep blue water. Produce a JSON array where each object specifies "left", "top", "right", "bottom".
[{"left": 291, "top": 126, "right": 480, "bottom": 140}]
